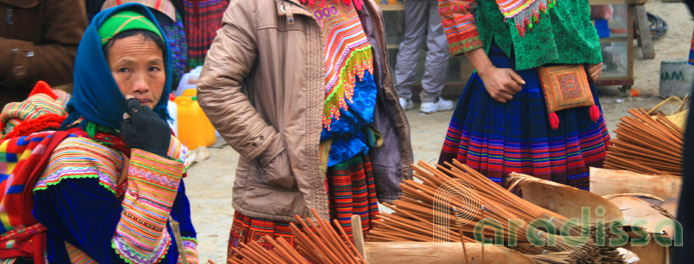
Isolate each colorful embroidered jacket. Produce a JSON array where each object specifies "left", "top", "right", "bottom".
[
  {"left": 32, "top": 133, "right": 198, "bottom": 264},
  {"left": 306, "top": 1, "right": 379, "bottom": 168},
  {"left": 439, "top": 0, "right": 602, "bottom": 70}
]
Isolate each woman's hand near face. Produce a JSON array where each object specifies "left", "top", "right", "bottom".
[
  {"left": 587, "top": 63, "right": 603, "bottom": 81},
  {"left": 478, "top": 65, "right": 526, "bottom": 103},
  {"left": 120, "top": 96, "right": 171, "bottom": 157}
]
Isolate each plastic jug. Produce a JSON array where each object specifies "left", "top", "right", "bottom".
[
  {"left": 174, "top": 93, "right": 216, "bottom": 150},
  {"left": 181, "top": 89, "right": 197, "bottom": 97}
]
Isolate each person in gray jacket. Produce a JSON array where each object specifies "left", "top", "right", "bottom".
[{"left": 394, "top": 0, "right": 453, "bottom": 114}]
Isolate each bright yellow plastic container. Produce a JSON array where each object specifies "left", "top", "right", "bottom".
[{"left": 174, "top": 92, "right": 216, "bottom": 150}]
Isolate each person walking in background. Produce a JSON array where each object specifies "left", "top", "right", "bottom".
[
  {"left": 197, "top": 0, "right": 413, "bottom": 258},
  {"left": 0, "top": 0, "right": 87, "bottom": 108},
  {"left": 437, "top": 0, "right": 611, "bottom": 189},
  {"left": 394, "top": 0, "right": 453, "bottom": 114}
]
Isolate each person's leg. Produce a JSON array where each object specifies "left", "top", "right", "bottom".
[
  {"left": 419, "top": 0, "right": 449, "bottom": 103},
  {"left": 394, "top": 0, "right": 428, "bottom": 108},
  {"left": 419, "top": 0, "right": 454, "bottom": 113}
]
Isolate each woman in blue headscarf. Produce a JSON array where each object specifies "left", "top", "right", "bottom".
[{"left": 28, "top": 3, "right": 197, "bottom": 263}]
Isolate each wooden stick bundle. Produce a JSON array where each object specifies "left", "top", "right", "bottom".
[
  {"left": 604, "top": 108, "right": 683, "bottom": 176},
  {"left": 228, "top": 209, "right": 366, "bottom": 264},
  {"left": 367, "top": 160, "right": 624, "bottom": 264},
  {"left": 369, "top": 160, "right": 569, "bottom": 248}
]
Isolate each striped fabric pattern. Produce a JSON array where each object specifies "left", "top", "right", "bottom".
[
  {"left": 181, "top": 237, "right": 199, "bottom": 263},
  {"left": 65, "top": 241, "right": 98, "bottom": 264},
  {"left": 503, "top": 0, "right": 555, "bottom": 37},
  {"left": 0, "top": 132, "right": 63, "bottom": 235},
  {"left": 113, "top": 148, "right": 185, "bottom": 263},
  {"left": 167, "top": 136, "right": 189, "bottom": 168},
  {"left": 27, "top": 130, "right": 194, "bottom": 263},
  {"left": 227, "top": 153, "right": 378, "bottom": 256},
  {"left": 1, "top": 93, "right": 65, "bottom": 136},
  {"left": 497, "top": 0, "right": 536, "bottom": 18},
  {"left": 496, "top": 0, "right": 555, "bottom": 20},
  {"left": 228, "top": 211, "right": 295, "bottom": 251},
  {"left": 438, "top": 0, "right": 483, "bottom": 56},
  {"left": 326, "top": 154, "right": 378, "bottom": 235},
  {"left": 33, "top": 134, "right": 189, "bottom": 263},
  {"left": 441, "top": 116, "right": 609, "bottom": 188},
  {"left": 34, "top": 137, "right": 125, "bottom": 195},
  {"left": 307, "top": 1, "right": 374, "bottom": 129},
  {"left": 183, "top": 0, "right": 228, "bottom": 69}
]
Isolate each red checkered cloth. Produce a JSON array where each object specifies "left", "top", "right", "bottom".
[{"left": 183, "top": 0, "right": 229, "bottom": 69}]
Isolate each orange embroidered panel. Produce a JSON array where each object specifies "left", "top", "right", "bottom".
[{"left": 538, "top": 65, "right": 595, "bottom": 113}]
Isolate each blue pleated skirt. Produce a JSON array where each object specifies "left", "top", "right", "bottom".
[{"left": 439, "top": 44, "right": 611, "bottom": 190}]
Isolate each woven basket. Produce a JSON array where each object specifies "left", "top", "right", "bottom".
[{"left": 647, "top": 96, "right": 689, "bottom": 130}]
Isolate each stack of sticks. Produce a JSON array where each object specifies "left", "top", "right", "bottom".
[
  {"left": 367, "top": 160, "right": 624, "bottom": 264},
  {"left": 604, "top": 108, "right": 683, "bottom": 176},
  {"left": 228, "top": 209, "right": 366, "bottom": 264}
]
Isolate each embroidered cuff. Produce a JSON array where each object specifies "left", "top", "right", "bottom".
[
  {"left": 439, "top": 0, "right": 481, "bottom": 56},
  {"left": 113, "top": 233, "right": 171, "bottom": 264},
  {"left": 179, "top": 237, "right": 199, "bottom": 264},
  {"left": 167, "top": 136, "right": 189, "bottom": 166},
  {"left": 448, "top": 36, "right": 483, "bottom": 56},
  {"left": 113, "top": 149, "right": 184, "bottom": 263}
]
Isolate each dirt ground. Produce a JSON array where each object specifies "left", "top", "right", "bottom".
[{"left": 184, "top": 1, "right": 694, "bottom": 262}]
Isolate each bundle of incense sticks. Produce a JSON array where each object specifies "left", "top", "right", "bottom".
[
  {"left": 367, "top": 160, "right": 624, "bottom": 264},
  {"left": 228, "top": 209, "right": 366, "bottom": 264},
  {"left": 604, "top": 108, "right": 683, "bottom": 176}
]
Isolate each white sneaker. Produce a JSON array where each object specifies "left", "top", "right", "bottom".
[
  {"left": 420, "top": 97, "right": 454, "bottom": 114},
  {"left": 399, "top": 98, "right": 414, "bottom": 111}
]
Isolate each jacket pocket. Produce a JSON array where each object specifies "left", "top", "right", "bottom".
[{"left": 251, "top": 136, "right": 296, "bottom": 189}]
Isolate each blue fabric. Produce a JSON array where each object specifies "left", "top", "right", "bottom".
[
  {"left": 63, "top": 3, "right": 172, "bottom": 130},
  {"left": 33, "top": 178, "right": 195, "bottom": 263},
  {"left": 321, "top": 71, "right": 377, "bottom": 167}
]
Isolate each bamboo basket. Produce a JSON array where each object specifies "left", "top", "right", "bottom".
[{"left": 648, "top": 96, "right": 689, "bottom": 130}]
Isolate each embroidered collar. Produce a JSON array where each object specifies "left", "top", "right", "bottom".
[
  {"left": 306, "top": 0, "right": 373, "bottom": 129},
  {"left": 496, "top": 0, "right": 557, "bottom": 37}
]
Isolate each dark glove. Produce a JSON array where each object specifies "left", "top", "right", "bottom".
[{"left": 120, "top": 98, "right": 171, "bottom": 157}]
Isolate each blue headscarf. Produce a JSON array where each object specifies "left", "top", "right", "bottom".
[{"left": 63, "top": 3, "right": 172, "bottom": 131}]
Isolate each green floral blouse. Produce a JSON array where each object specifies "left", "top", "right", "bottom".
[{"left": 439, "top": 0, "right": 603, "bottom": 70}]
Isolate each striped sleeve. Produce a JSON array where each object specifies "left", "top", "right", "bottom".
[
  {"left": 112, "top": 149, "right": 185, "bottom": 264},
  {"left": 180, "top": 237, "right": 199, "bottom": 264},
  {"left": 167, "top": 136, "right": 189, "bottom": 169},
  {"left": 438, "top": 0, "right": 483, "bottom": 56}
]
